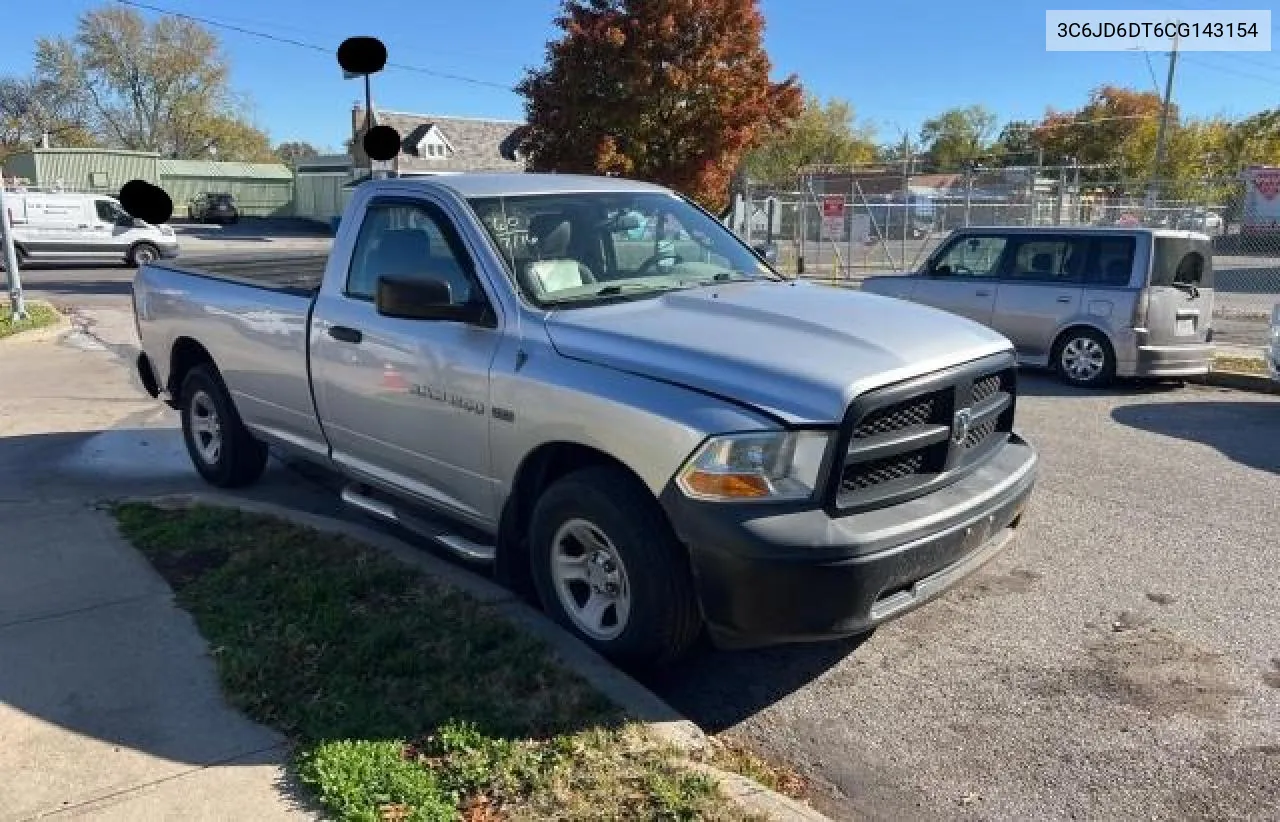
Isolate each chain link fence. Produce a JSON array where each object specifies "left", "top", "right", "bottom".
[{"left": 725, "top": 164, "right": 1280, "bottom": 348}]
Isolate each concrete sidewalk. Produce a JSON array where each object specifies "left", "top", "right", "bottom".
[{"left": 0, "top": 313, "right": 319, "bottom": 820}]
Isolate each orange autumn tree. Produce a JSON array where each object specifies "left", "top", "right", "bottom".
[{"left": 516, "top": 0, "right": 802, "bottom": 210}]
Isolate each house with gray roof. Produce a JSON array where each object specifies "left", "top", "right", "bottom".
[{"left": 350, "top": 106, "right": 527, "bottom": 174}]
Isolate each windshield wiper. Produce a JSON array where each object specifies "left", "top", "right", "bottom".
[{"left": 594, "top": 282, "right": 685, "bottom": 296}]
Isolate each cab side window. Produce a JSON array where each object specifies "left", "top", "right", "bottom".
[
  {"left": 346, "top": 202, "right": 477, "bottom": 306},
  {"left": 95, "top": 200, "right": 119, "bottom": 222},
  {"left": 930, "top": 235, "right": 1007, "bottom": 277}
]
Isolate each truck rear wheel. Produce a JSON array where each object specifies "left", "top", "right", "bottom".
[
  {"left": 179, "top": 364, "right": 269, "bottom": 488},
  {"left": 529, "top": 466, "right": 702, "bottom": 669}
]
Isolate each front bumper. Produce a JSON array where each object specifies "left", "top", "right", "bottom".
[
  {"left": 662, "top": 435, "right": 1038, "bottom": 649},
  {"left": 158, "top": 241, "right": 181, "bottom": 259}
]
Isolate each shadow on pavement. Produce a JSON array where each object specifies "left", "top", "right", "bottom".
[
  {"left": 18, "top": 278, "right": 134, "bottom": 298},
  {"left": 642, "top": 633, "right": 871, "bottom": 733},
  {"left": 1110, "top": 400, "right": 1280, "bottom": 474},
  {"left": 1016, "top": 371, "right": 1186, "bottom": 399}
]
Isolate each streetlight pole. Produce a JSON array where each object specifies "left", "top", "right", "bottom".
[{"left": 0, "top": 176, "right": 26, "bottom": 320}]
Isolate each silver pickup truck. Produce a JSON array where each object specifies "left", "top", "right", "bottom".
[{"left": 132, "top": 173, "right": 1038, "bottom": 667}]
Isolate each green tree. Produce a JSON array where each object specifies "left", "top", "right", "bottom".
[
  {"left": 918, "top": 105, "right": 997, "bottom": 169},
  {"left": 742, "top": 94, "right": 877, "bottom": 185},
  {"left": 0, "top": 75, "right": 95, "bottom": 161},
  {"left": 1030, "top": 85, "right": 1166, "bottom": 184},
  {"left": 275, "top": 140, "right": 321, "bottom": 168},
  {"left": 517, "top": 0, "right": 803, "bottom": 209},
  {"left": 33, "top": 5, "right": 272, "bottom": 160},
  {"left": 1222, "top": 109, "right": 1280, "bottom": 170},
  {"left": 987, "top": 120, "right": 1036, "bottom": 167}
]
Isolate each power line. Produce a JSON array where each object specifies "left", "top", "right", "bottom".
[
  {"left": 113, "top": 0, "right": 517, "bottom": 92},
  {"left": 1003, "top": 113, "right": 1162, "bottom": 132},
  {"left": 1179, "top": 54, "right": 1280, "bottom": 87}
]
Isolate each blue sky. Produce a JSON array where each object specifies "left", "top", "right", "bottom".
[{"left": 6, "top": 0, "right": 1279, "bottom": 151}]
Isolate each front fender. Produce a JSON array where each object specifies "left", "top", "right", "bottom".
[{"left": 488, "top": 339, "right": 781, "bottom": 500}]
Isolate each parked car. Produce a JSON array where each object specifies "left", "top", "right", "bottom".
[
  {"left": 132, "top": 173, "right": 1038, "bottom": 668},
  {"left": 1269, "top": 303, "right": 1280, "bottom": 384},
  {"left": 1, "top": 187, "right": 178, "bottom": 266},
  {"left": 861, "top": 226, "right": 1215, "bottom": 388},
  {"left": 188, "top": 192, "right": 240, "bottom": 224},
  {"left": 1176, "top": 208, "right": 1223, "bottom": 234}
]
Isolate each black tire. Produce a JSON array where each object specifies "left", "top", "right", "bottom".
[
  {"left": 1054, "top": 328, "right": 1116, "bottom": 388},
  {"left": 128, "top": 242, "right": 160, "bottom": 267},
  {"left": 529, "top": 466, "right": 702, "bottom": 669},
  {"left": 179, "top": 364, "right": 269, "bottom": 488}
]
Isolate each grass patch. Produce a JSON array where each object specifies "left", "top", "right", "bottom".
[
  {"left": 700, "top": 736, "right": 809, "bottom": 802},
  {"left": 0, "top": 300, "right": 60, "bottom": 339},
  {"left": 1213, "top": 355, "right": 1268, "bottom": 376},
  {"left": 113, "top": 503, "right": 750, "bottom": 821}
]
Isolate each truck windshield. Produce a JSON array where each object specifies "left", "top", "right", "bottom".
[{"left": 468, "top": 191, "right": 778, "bottom": 307}]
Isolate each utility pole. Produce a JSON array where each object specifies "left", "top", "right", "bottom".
[
  {"left": 0, "top": 176, "right": 26, "bottom": 320},
  {"left": 901, "top": 134, "right": 910, "bottom": 266},
  {"left": 1147, "top": 33, "right": 1180, "bottom": 212},
  {"left": 963, "top": 161, "right": 974, "bottom": 228}
]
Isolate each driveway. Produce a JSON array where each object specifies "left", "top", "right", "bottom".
[{"left": 650, "top": 375, "right": 1280, "bottom": 820}]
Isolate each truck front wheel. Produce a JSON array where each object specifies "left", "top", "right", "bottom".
[
  {"left": 529, "top": 466, "right": 702, "bottom": 669},
  {"left": 179, "top": 365, "right": 269, "bottom": 488}
]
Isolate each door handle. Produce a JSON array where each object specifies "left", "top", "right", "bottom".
[
  {"left": 328, "top": 325, "right": 363, "bottom": 344},
  {"left": 1055, "top": 296, "right": 1072, "bottom": 303},
  {"left": 975, "top": 290, "right": 991, "bottom": 297}
]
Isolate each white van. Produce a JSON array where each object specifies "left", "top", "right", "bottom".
[{"left": 3, "top": 189, "right": 180, "bottom": 266}]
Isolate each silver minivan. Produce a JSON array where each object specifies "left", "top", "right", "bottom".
[{"left": 862, "top": 227, "right": 1215, "bottom": 387}]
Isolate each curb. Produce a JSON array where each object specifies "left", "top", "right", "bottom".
[
  {"left": 1193, "top": 369, "right": 1280, "bottom": 395},
  {"left": 132, "top": 491, "right": 829, "bottom": 822}
]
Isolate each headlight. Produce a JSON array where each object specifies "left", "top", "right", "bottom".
[{"left": 676, "top": 430, "right": 832, "bottom": 502}]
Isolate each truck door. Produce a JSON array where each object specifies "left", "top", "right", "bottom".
[
  {"left": 310, "top": 196, "right": 503, "bottom": 527},
  {"left": 92, "top": 199, "right": 131, "bottom": 255}
]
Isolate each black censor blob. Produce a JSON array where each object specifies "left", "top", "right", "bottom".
[
  {"left": 337, "top": 36, "right": 388, "bottom": 75},
  {"left": 363, "top": 125, "right": 401, "bottom": 162},
  {"left": 118, "top": 179, "right": 173, "bottom": 224}
]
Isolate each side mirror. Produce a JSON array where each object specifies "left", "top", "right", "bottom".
[
  {"left": 752, "top": 242, "right": 779, "bottom": 265},
  {"left": 375, "top": 277, "right": 488, "bottom": 324}
]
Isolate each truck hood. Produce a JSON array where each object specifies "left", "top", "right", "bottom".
[{"left": 544, "top": 280, "right": 1012, "bottom": 424}]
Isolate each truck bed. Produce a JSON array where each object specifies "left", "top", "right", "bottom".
[{"left": 151, "top": 253, "right": 329, "bottom": 296}]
